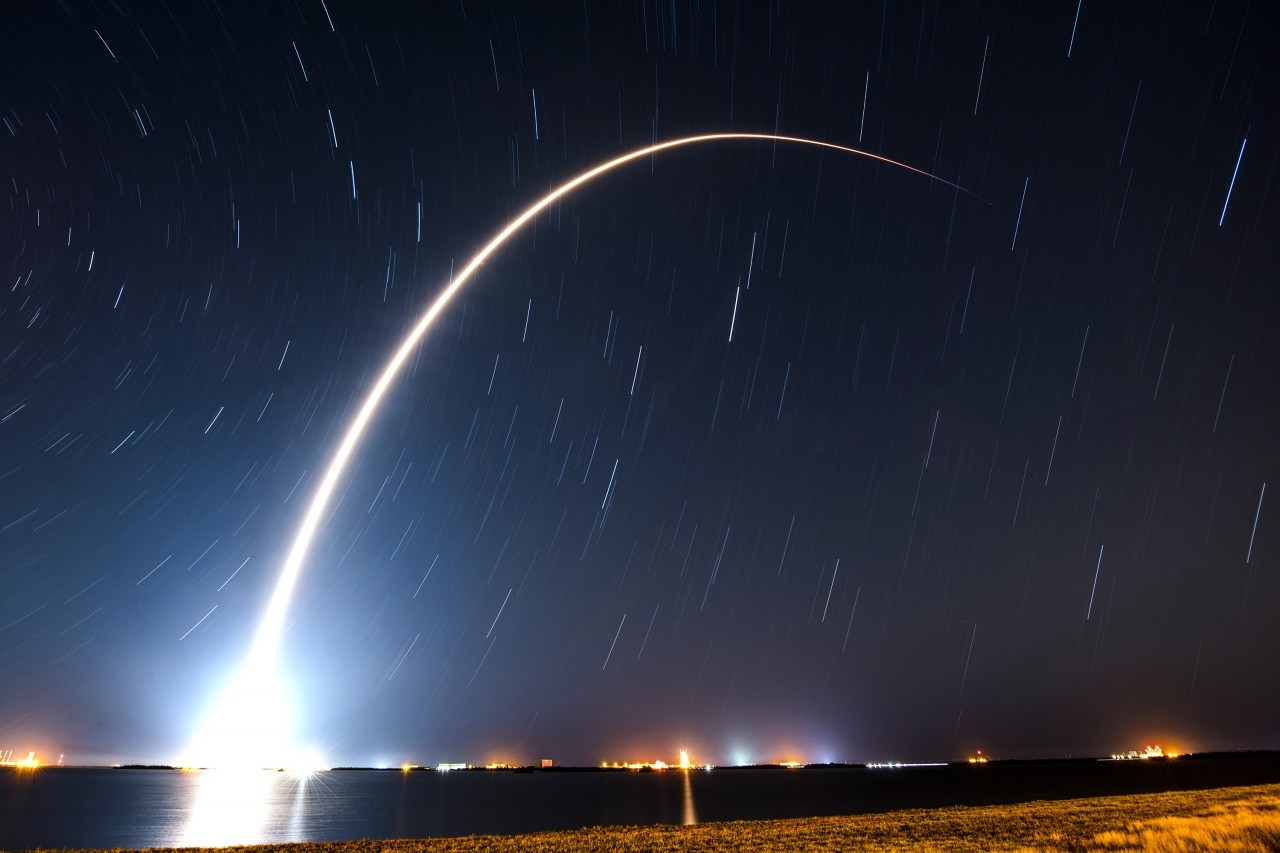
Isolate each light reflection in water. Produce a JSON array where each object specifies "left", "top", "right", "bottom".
[
  {"left": 681, "top": 770, "right": 697, "bottom": 826},
  {"left": 175, "top": 769, "right": 311, "bottom": 847},
  {"left": 286, "top": 774, "right": 311, "bottom": 840}
]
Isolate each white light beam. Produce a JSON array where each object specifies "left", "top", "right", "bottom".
[{"left": 243, "top": 133, "right": 973, "bottom": 670}]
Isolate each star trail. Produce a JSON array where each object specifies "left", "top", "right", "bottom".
[{"left": 1, "top": 1, "right": 1277, "bottom": 768}]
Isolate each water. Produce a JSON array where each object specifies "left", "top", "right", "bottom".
[{"left": 4, "top": 757, "right": 1279, "bottom": 850}]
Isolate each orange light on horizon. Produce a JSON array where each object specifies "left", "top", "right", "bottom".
[
  {"left": 1109, "top": 744, "right": 1182, "bottom": 761},
  {"left": 601, "top": 758, "right": 675, "bottom": 771}
]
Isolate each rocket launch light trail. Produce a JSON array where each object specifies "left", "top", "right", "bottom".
[{"left": 193, "top": 133, "right": 977, "bottom": 768}]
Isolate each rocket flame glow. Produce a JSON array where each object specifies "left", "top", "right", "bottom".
[{"left": 192, "top": 133, "right": 972, "bottom": 767}]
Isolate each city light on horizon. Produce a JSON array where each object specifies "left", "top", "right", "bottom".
[
  {"left": 2, "top": 751, "right": 41, "bottom": 770},
  {"left": 5, "top": 732, "right": 1206, "bottom": 772}
]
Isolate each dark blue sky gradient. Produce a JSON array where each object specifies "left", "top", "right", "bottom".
[{"left": 1, "top": 1, "right": 1277, "bottom": 766}]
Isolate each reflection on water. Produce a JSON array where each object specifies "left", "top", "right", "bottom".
[
  {"left": 286, "top": 773, "right": 312, "bottom": 840},
  {"left": 7, "top": 760, "right": 1274, "bottom": 849},
  {"left": 175, "top": 769, "right": 310, "bottom": 847},
  {"left": 174, "top": 766, "right": 699, "bottom": 843}
]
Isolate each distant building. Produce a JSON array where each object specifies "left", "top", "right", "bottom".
[
  {"left": 436, "top": 762, "right": 467, "bottom": 771},
  {"left": 541, "top": 759, "right": 553, "bottom": 768}
]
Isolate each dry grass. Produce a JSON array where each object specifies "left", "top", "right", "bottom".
[
  {"left": 30, "top": 782, "right": 1280, "bottom": 852},
  {"left": 1086, "top": 791, "right": 1280, "bottom": 852}
]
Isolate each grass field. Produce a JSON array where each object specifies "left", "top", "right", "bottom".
[{"left": 41, "top": 781, "right": 1280, "bottom": 852}]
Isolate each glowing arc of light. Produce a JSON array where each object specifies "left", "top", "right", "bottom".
[{"left": 247, "top": 132, "right": 974, "bottom": 666}]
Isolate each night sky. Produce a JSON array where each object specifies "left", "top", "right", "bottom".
[{"left": 2, "top": 1, "right": 1278, "bottom": 768}]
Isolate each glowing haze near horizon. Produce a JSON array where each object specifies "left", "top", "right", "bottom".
[{"left": 2, "top": 2, "right": 1277, "bottom": 768}]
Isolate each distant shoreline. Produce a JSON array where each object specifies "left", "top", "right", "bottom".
[
  {"left": 35, "top": 782, "right": 1280, "bottom": 852},
  {"left": 55, "top": 748, "right": 1280, "bottom": 772}
]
